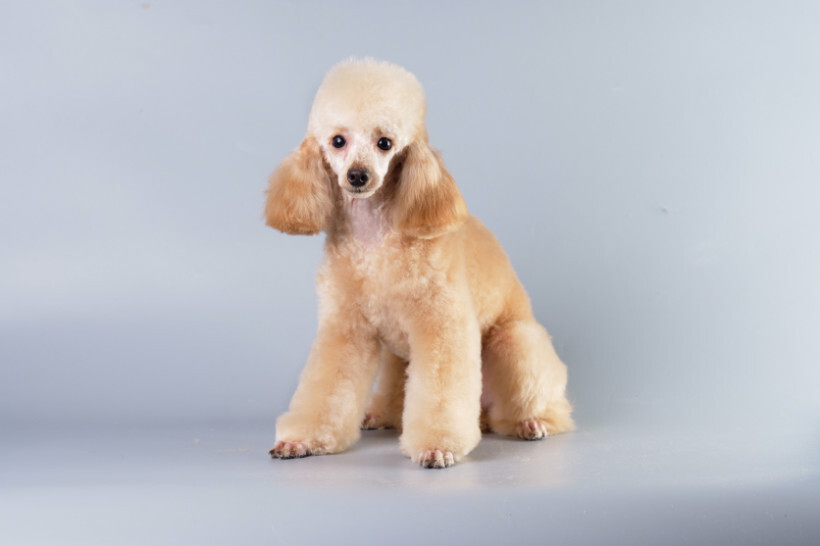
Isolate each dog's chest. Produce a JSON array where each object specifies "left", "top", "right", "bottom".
[
  {"left": 368, "top": 302, "right": 411, "bottom": 360},
  {"left": 352, "top": 243, "right": 410, "bottom": 357},
  {"left": 341, "top": 208, "right": 414, "bottom": 359}
]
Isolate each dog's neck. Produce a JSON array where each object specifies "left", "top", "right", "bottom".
[{"left": 343, "top": 193, "right": 389, "bottom": 246}]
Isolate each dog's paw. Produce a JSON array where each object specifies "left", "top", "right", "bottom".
[
  {"left": 361, "top": 412, "right": 395, "bottom": 430},
  {"left": 269, "top": 440, "right": 312, "bottom": 459},
  {"left": 417, "top": 449, "right": 455, "bottom": 469},
  {"left": 516, "top": 419, "right": 549, "bottom": 441},
  {"left": 480, "top": 408, "right": 492, "bottom": 433},
  {"left": 361, "top": 413, "right": 381, "bottom": 430}
]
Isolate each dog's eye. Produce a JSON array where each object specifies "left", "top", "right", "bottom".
[
  {"left": 332, "top": 135, "right": 346, "bottom": 149},
  {"left": 377, "top": 137, "right": 392, "bottom": 151}
]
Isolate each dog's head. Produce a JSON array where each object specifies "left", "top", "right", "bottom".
[
  {"left": 307, "top": 58, "right": 425, "bottom": 198},
  {"left": 265, "top": 58, "right": 467, "bottom": 239}
]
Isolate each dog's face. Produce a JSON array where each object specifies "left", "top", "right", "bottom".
[
  {"left": 320, "top": 126, "right": 401, "bottom": 198},
  {"left": 306, "top": 58, "right": 427, "bottom": 199}
]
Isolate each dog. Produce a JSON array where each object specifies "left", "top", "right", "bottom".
[{"left": 265, "top": 58, "right": 574, "bottom": 468}]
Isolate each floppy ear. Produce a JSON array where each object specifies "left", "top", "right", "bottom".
[
  {"left": 264, "top": 137, "right": 333, "bottom": 235},
  {"left": 392, "top": 140, "right": 468, "bottom": 239}
]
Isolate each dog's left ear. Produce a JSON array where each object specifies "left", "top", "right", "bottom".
[
  {"left": 264, "top": 137, "right": 333, "bottom": 235},
  {"left": 392, "top": 140, "right": 468, "bottom": 239}
]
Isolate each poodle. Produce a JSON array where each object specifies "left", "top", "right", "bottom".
[{"left": 265, "top": 58, "right": 574, "bottom": 468}]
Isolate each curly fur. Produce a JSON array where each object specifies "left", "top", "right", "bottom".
[{"left": 266, "top": 58, "right": 574, "bottom": 469}]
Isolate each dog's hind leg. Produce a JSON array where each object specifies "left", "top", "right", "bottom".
[
  {"left": 362, "top": 347, "right": 407, "bottom": 430},
  {"left": 481, "top": 320, "right": 575, "bottom": 439}
]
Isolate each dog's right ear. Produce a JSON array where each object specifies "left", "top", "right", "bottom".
[{"left": 264, "top": 137, "right": 333, "bottom": 235}]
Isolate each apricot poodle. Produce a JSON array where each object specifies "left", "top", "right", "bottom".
[{"left": 265, "top": 58, "right": 574, "bottom": 468}]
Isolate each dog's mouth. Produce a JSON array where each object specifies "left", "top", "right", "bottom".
[
  {"left": 346, "top": 188, "right": 375, "bottom": 198},
  {"left": 344, "top": 185, "right": 377, "bottom": 198}
]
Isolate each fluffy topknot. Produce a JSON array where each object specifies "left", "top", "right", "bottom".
[{"left": 307, "top": 58, "right": 427, "bottom": 143}]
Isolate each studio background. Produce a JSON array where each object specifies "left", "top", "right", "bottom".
[{"left": 2, "top": 1, "right": 818, "bottom": 544}]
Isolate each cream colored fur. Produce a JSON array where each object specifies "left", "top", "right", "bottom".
[{"left": 265, "top": 58, "right": 574, "bottom": 469}]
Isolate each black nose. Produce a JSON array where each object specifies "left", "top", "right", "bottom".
[{"left": 347, "top": 169, "right": 370, "bottom": 187}]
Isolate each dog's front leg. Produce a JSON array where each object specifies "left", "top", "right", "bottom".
[
  {"left": 270, "top": 312, "right": 380, "bottom": 459},
  {"left": 399, "top": 304, "right": 483, "bottom": 469}
]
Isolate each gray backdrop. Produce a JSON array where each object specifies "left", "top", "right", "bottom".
[{"left": 2, "top": 1, "right": 819, "bottom": 544}]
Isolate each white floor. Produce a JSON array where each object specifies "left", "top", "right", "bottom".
[{"left": 3, "top": 419, "right": 817, "bottom": 545}]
